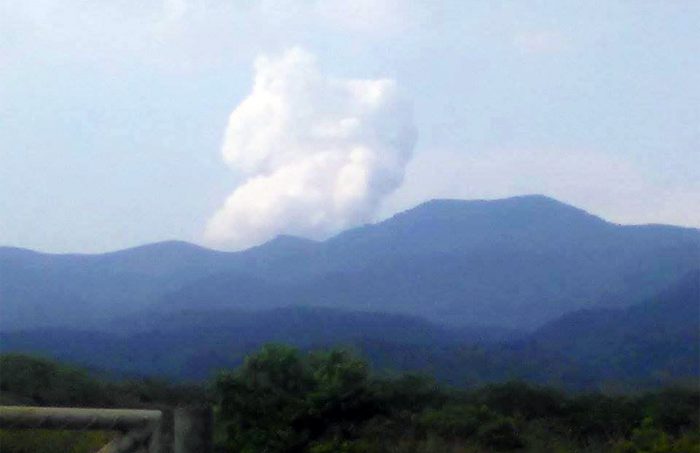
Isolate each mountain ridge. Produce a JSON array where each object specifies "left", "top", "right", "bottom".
[
  {"left": 2, "top": 273, "right": 696, "bottom": 387},
  {"left": 3, "top": 195, "right": 697, "bottom": 257},
  {"left": 1, "top": 195, "right": 698, "bottom": 331}
]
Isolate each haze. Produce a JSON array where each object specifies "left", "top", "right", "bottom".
[{"left": 1, "top": 1, "right": 699, "bottom": 253}]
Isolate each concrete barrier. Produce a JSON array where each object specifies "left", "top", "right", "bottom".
[{"left": 0, "top": 405, "right": 211, "bottom": 453}]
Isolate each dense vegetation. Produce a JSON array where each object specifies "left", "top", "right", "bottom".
[
  {"left": 0, "top": 354, "right": 205, "bottom": 453},
  {"left": 213, "top": 344, "right": 700, "bottom": 453},
  {"left": 0, "top": 354, "right": 205, "bottom": 408},
  {"left": 2, "top": 349, "right": 698, "bottom": 453}
]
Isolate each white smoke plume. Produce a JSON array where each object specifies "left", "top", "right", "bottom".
[{"left": 204, "top": 48, "right": 416, "bottom": 250}]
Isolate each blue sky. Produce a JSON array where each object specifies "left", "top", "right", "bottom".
[{"left": 1, "top": 1, "right": 698, "bottom": 252}]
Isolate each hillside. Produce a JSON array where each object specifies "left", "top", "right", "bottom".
[
  {"left": 1, "top": 274, "right": 697, "bottom": 388},
  {"left": 332, "top": 273, "right": 700, "bottom": 388},
  {"left": 1, "top": 195, "right": 698, "bottom": 331},
  {"left": 526, "top": 270, "right": 700, "bottom": 381},
  {"left": 0, "top": 307, "right": 516, "bottom": 380}
]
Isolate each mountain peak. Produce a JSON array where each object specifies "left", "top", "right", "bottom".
[
  {"left": 378, "top": 194, "right": 606, "bottom": 235},
  {"left": 322, "top": 195, "right": 615, "bottom": 268},
  {"left": 406, "top": 194, "right": 595, "bottom": 218}
]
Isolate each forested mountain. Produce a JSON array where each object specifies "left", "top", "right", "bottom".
[
  {"left": 0, "top": 307, "right": 518, "bottom": 380},
  {"left": 527, "top": 270, "right": 700, "bottom": 381},
  {"left": 358, "top": 272, "right": 700, "bottom": 389},
  {"left": 2, "top": 195, "right": 698, "bottom": 331},
  {"left": 2, "top": 273, "right": 697, "bottom": 388}
]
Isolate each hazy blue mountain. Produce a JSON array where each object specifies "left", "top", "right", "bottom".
[
  {"left": 0, "top": 306, "right": 517, "bottom": 380},
  {"left": 1, "top": 195, "right": 698, "bottom": 331},
  {"left": 359, "top": 272, "right": 700, "bottom": 389},
  {"left": 0, "top": 240, "right": 254, "bottom": 329},
  {"left": 153, "top": 195, "right": 699, "bottom": 328},
  {"left": 526, "top": 270, "right": 700, "bottom": 380},
  {"left": 2, "top": 274, "right": 696, "bottom": 388}
]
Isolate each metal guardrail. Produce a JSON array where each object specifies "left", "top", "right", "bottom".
[
  {"left": 0, "top": 405, "right": 212, "bottom": 453},
  {"left": 0, "top": 406, "right": 162, "bottom": 431}
]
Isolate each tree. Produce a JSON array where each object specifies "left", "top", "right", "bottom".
[{"left": 215, "top": 345, "right": 377, "bottom": 453}]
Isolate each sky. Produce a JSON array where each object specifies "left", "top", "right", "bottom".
[{"left": 1, "top": 0, "right": 698, "bottom": 253}]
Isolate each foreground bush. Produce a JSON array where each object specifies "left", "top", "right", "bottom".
[
  {"left": 2, "top": 350, "right": 698, "bottom": 452},
  {"left": 213, "top": 344, "right": 700, "bottom": 453}
]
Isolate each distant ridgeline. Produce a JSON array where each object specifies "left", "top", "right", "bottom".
[{"left": 1, "top": 195, "right": 698, "bottom": 387}]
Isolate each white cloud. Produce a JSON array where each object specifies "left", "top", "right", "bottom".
[{"left": 204, "top": 48, "right": 416, "bottom": 250}]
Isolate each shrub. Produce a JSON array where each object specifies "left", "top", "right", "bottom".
[{"left": 476, "top": 416, "right": 524, "bottom": 451}]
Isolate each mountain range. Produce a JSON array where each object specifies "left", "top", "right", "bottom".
[
  {"left": 2, "top": 195, "right": 698, "bottom": 331},
  {"left": 1, "top": 195, "right": 698, "bottom": 388},
  {"left": 1, "top": 270, "right": 697, "bottom": 388}
]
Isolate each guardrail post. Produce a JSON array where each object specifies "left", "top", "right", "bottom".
[
  {"left": 174, "top": 406, "right": 212, "bottom": 453},
  {"left": 149, "top": 407, "right": 174, "bottom": 453}
]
